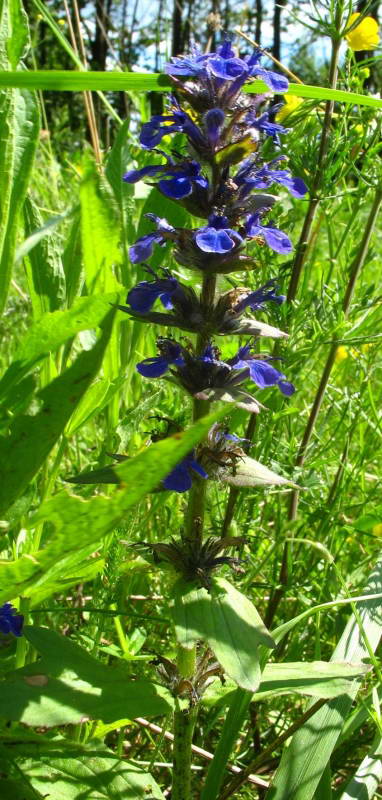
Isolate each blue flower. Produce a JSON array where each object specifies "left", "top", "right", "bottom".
[
  {"left": 129, "top": 214, "right": 175, "bottom": 264},
  {"left": 165, "top": 40, "right": 288, "bottom": 100},
  {"left": 247, "top": 111, "right": 288, "bottom": 144},
  {"left": 163, "top": 452, "right": 208, "bottom": 492},
  {"left": 124, "top": 272, "right": 181, "bottom": 313},
  {"left": 194, "top": 214, "right": 243, "bottom": 254},
  {"left": 0, "top": 603, "right": 24, "bottom": 637},
  {"left": 245, "top": 212, "right": 293, "bottom": 255},
  {"left": 124, "top": 158, "right": 208, "bottom": 200},
  {"left": 230, "top": 345, "right": 295, "bottom": 396},
  {"left": 235, "top": 157, "right": 308, "bottom": 200},
  {"left": 233, "top": 280, "right": 286, "bottom": 313},
  {"left": 136, "top": 338, "right": 185, "bottom": 378},
  {"left": 204, "top": 108, "right": 225, "bottom": 146},
  {"left": 246, "top": 49, "right": 289, "bottom": 92},
  {"left": 140, "top": 100, "right": 206, "bottom": 150}
]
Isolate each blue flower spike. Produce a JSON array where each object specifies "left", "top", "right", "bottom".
[{"left": 0, "top": 602, "right": 24, "bottom": 637}]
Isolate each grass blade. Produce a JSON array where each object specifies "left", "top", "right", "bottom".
[
  {"left": 265, "top": 557, "right": 382, "bottom": 800},
  {"left": 0, "top": 71, "right": 381, "bottom": 108}
]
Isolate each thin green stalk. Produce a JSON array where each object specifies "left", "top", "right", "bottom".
[
  {"left": 14, "top": 598, "right": 30, "bottom": 669},
  {"left": 287, "top": 23, "right": 342, "bottom": 303},
  {"left": 172, "top": 705, "right": 198, "bottom": 800},
  {"left": 265, "top": 186, "right": 382, "bottom": 628}
]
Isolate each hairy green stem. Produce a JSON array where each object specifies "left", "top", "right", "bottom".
[
  {"left": 287, "top": 31, "right": 342, "bottom": 303},
  {"left": 265, "top": 186, "right": 382, "bottom": 628},
  {"left": 172, "top": 270, "right": 217, "bottom": 799}
]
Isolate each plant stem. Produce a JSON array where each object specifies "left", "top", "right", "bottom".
[
  {"left": 172, "top": 270, "right": 217, "bottom": 800},
  {"left": 172, "top": 704, "right": 198, "bottom": 800},
  {"left": 287, "top": 33, "right": 342, "bottom": 303},
  {"left": 265, "top": 186, "right": 382, "bottom": 628}
]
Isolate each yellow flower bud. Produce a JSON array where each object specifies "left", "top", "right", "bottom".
[
  {"left": 335, "top": 346, "right": 348, "bottom": 363},
  {"left": 345, "top": 13, "right": 380, "bottom": 51},
  {"left": 373, "top": 523, "right": 382, "bottom": 536},
  {"left": 276, "top": 95, "right": 303, "bottom": 123}
]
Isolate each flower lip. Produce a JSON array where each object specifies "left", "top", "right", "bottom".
[
  {"left": 163, "top": 451, "right": 208, "bottom": 492},
  {"left": 0, "top": 602, "right": 24, "bottom": 637}
]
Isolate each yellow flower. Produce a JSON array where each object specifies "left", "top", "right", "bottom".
[
  {"left": 335, "top": 345, "right": 349, "bottom": 363},
  {"left": 373, "top": 523, "right": 382, "bottom": 536},
  {"left": 276, "top": 94, "right": 303, "bottom": 123},
  {"left": 345, "top": 13, "right": 380, "bottom": 51}
]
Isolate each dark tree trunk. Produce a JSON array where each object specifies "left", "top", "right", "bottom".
[
  {"left": 91, "top": 0, "right": 111, "bottom": 70},
  {"left": 172, "top": 0, "right": 184, "bottom": 56},
  {"left": 273, "top": 0, "right": 287, "bottom": 61},
  {"left": 255, "top": 0, "right": 262, "bottom": 45}
]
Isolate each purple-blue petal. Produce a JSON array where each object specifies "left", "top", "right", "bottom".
[
  {"left": 129, "top": 233, "right": 162, "bottom": 264},
  {"left": 158, "top": 176, "right": 192, "bottom": 198},
  {"left": 0, "top": 603, "right": 24, "bottom": 637},
  {"left": 136, "top": 356, "right": 171, "bottom": 378},
  {"left": 261, "top": 226, "right": 293, "bottom": 254},
  {"left": 278, "top": 379, "right": 296, "bottom": 396},
  {"left": 252, "top": 66, "right": 289, "bottom": 92},
  {"left": 123, "top": 164, "right": 164, "bottom": 183},
  {"left": 163, "top": 462, "right": 193, "bottom": 492},
  {"left": 195, "top": 227, "right": 236, "bottom": 253}
]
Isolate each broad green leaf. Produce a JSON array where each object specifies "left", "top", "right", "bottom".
[
  {"left": 266, "top": 557, "right": 382, "bottom": 800},
  {"left": 171, "top": 577, "right": 275, "bottom": 691},
  {"left": 23, "top": 195, "right": 66, "bottom": 317},
  {"left": 0, "top": 309, "right": 115, "bottom": 516},
  {"left": 105, "top": 118, "right": 136, "bottom": 283},
  {"left": 0, "top": 71, "right": 381, "bottom": 109},
  {"left": 203, "top": 660, "right": 370, "bottom": 706},
  {"left": 221, "top": 456, "right": 298, "bottom": 489},
  {"left": 2, "top": 0, "right": 28, "bottom": 68},
  {"left": 62, "top": 208, "right": 83, "bottom": 306},
  {"left": 339, "top": 734, "right": 382, "bottom": 800},
  {"left": 80, "top": 166, "right": 121, "bottom": 293},
  {"left": 0, "top": 626, "right": 172, "bottom": 726},
  {"left": 0, "top": 406, "right": 226, "bottom": 603},
  {"left": 0, "top": 87, "right": 39, "bottom": 312},
  {"left": 0, "top": 291, "right": 124, "bottom": 404},
  {"left": 64, "top": 377, "right": 126, "bottom": 437},
  {"left": 23, "top": 750, "right": 165, "bottom": 799}
]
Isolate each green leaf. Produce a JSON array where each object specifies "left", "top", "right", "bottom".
[
  {"left": 0, "top": 308, "right": 115, "bottom": 516},
  {"left": 221, "top": 456, "right": 298, "bottom": 489},
  {"left": 80, "top": 166, "right": 121, "bottom": 293},
  {"left": 62, "top": 208, "right": 83, "bottom": 306},
  {"left": 204, "top": 660, "right": 370, "bottom": 706},
  {"left": 16, "top": 205, "right": 72, "bottom": 263},
  {"left": 23, "top": 749, "right": 165, "bottom": 799},
  {"left": 1, "top": 0, "right": 28, "bottom": 70},
  {"left": 339, "top": 734, "right": 382, "bottom": 800},
  {"left": 0, "top": 406, "right": 226, "bottom": 603},
  {"left": 23, "top": 195, "right": 66, "bottom": 317},
  {"left": 0, "top": 626, "right": 173, "bottom": 726},
  {"left": 215, "top": 135, "right": 257, "bottom": 168},
  {"left": 0, "top": 87, "right": 39, "bottom": 312},
  {"left": 0, "top": 291, "right": 124, "bottom": 405},
  {"left": 0, "top": 71, "right": 381, "bottom": 109},
  {"left": 171, "top": 577, "right": 275, "bottom": 691},
  {"left": 266, "top": 558, "right": 382, "bottom": 800}
]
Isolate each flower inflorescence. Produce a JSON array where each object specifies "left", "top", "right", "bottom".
[{"left": 119, "top": 37, "right": 308, "bottom": 491}]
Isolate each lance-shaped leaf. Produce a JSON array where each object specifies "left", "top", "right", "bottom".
[
  {"left": 171, "top": 577, "right": 275, "bottom": 692},
  {"left": 0, "top": 406, "right": 226, "bottom": 604},
  {"left": 21, "top": 750, "right": 166, "bottom": 800},
  {"left": 123, "top": 310, "right": 288, "bottom": 340},
  {"left": 0, "top": 309, "right": 116, "bottom": 516},
  {"left": 221, "top": 455, "right": 298, "bottom": 488},
  {"left": 0, "top": 626, "right": 173, "bottom": 727},
  {"left": 204, "top": 660, "right": 371, "bottom": 707}
]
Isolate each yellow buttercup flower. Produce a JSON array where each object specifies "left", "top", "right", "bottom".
[
  {"left": 276, "top": 95, "right": 303, "bottom": 123},
  {"left": 345, "top": 13, "right": 380, "bottom": 51},
  {"left": 335, "top": 345, "right": 349, "bottom": 363}
]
